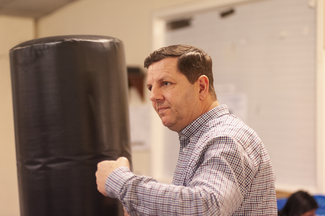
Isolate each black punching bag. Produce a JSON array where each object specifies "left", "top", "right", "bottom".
[{"left": 9, "top": 35, "right": 131, "bottom": 216}]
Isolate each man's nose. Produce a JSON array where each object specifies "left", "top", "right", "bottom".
[{"left": 149, "top": 86, "right": 163, "bottom": 102}]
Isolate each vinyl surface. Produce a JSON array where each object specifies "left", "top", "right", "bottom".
[{"left": 10, "top": 35, "right": 131, "bottom": 216}]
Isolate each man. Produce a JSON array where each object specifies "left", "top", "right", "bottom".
[{"left": 96, "top": 45, "right": 277, "bottom": 215}]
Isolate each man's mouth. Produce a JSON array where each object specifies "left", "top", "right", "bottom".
[{"left": 157, "top": 106, "right": 169, "bottom": 114}]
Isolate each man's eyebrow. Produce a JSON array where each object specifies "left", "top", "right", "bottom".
[{"left": 157, "top": 75, "right": 172, "bottom": 82}]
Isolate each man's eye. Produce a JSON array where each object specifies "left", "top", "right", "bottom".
[{"left": 163, "top": 82, "right": 170, "bottom": 86}]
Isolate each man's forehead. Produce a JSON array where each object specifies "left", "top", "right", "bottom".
[
  {"left": 147, "top": 59, "right": 182, "bottom": 84},
  {"left": 147, "top": 70, "right": 173, "bottom": 84}
]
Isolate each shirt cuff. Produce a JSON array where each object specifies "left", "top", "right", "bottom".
[{"left": 105, "top": 166, "right": 133, "bottom": 199}]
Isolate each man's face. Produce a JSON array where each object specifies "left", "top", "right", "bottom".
[{"left": 147, "top": 57, "right": 201, "bottom": 132}]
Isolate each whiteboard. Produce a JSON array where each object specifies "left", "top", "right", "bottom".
[{"left": 162, "top": 0, "right": 317, "bottom": 190}]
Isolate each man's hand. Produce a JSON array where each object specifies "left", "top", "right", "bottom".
[{"left": 95, "top": 157, "right": 130, "bottom": 196}]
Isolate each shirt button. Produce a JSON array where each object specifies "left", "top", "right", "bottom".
[{"left": 183, "top": 148, "right": 187, "bottom": 153}]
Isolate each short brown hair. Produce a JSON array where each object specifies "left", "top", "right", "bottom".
[{"left": 144, "top": 45, "right": 216, "bottom": 99}]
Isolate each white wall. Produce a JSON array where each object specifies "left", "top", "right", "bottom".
[
  {"left": 37, "top": 0, "right": 198, "bottom": 66},
  {"left": 0, "top": 15, "right": 34, "bottom": 216}
]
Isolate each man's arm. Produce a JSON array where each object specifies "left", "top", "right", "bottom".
[{"left": 96, "top": 137, "right": 251, "bottom": 216}]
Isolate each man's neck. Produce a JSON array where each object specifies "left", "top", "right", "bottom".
[{"left": 201, "top": 99, "right": 220, "bottom": 115}]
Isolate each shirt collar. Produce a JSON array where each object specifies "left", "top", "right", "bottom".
[{"left": 178, "top": 104, "right": 230, "bottom": 139}]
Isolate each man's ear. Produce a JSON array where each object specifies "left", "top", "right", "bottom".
[{"left": 197, "top": 75, "right": 209, "bottom": 100}]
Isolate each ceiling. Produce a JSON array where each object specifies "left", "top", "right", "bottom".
[{"left": 0, "top": 0, "right": 78, "bottom": 19}]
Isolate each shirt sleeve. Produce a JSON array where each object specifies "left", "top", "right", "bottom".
[{"left": 105, "top": 137, "right": 253, "bottom": 216}]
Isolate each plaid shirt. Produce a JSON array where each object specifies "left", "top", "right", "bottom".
[{"left": 106, "top": 105, "right": 277, "bottom": 215}]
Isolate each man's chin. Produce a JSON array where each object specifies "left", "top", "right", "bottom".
[
  {"left": 161, "top": 118, "right": 173, "bottom": 128},
  {"left": 161, "top": 120, "right": 179, "bottom": 132}
]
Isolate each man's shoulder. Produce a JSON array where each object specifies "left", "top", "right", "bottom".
[
  {"left": 197, "top": 114, "right": 265, "bottom": 158},
  {"left": 206, "top": 113, "right": 258, "bottom": 139}
]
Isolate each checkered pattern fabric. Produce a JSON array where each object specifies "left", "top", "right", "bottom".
[{"left": 105, "top": 105, "right": 277, "bottom": 215}]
